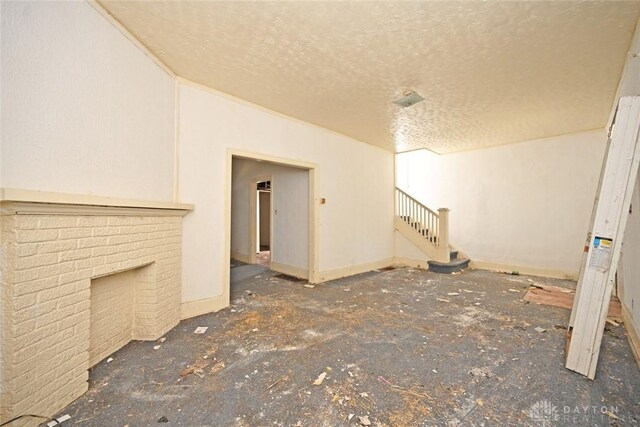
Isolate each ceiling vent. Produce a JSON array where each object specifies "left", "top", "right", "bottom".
[{"left": 394, "top": 90, "right": 425, "bottom": 108}]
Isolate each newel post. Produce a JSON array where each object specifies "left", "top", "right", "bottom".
[{"left": 437, "top": 208, "right": 451, "bottom": 263}]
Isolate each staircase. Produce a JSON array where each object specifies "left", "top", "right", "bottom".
[{"left": 395, "top": 187, "right": 470, "bottom": 273}]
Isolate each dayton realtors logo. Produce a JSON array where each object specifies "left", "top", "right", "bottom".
[
  {"left": 529, "top": 400, "right": 559, "bottom": 426},
  {"left": 529, "top": 400, "right": 622, "bottom": 426}
]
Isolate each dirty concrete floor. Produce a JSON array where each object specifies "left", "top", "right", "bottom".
[{"left": 55, "top": 268, "right": 640, "bottom": 426}]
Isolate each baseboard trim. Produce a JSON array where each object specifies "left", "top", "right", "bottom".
[
  {"left": 393, "top": 256, "right": 429, "bottom": 269},
  {"left": 231, "top": 251, "right": 251, "bottom": 264},
  {"left": 270, "top": 262, "right": 308, "bottom": 280},
  {"left": 470, "top": 260, "right": 578, "bottom": 280},
  {"left": 622, "top": 304, "right": 640, "bottom": 370},
  {"left": 181, "top": 294, "right": 228, "bottom": 320},
  {"left": 317, "top": 258, "right": 393, "bottom": 283}
]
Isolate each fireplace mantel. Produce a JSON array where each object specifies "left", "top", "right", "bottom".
[{"left": 0, "top": 188, "right": 192, "bottom": 425}]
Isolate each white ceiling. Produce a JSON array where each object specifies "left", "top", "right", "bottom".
[{"left": 99, "top": 1, "right": 639, "bottom": 153}]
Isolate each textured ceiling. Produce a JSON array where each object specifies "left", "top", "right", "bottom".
[{"left": 99, "top": 1, "right": 640, "bottom": 153}]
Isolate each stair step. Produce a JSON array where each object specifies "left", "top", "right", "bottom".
[{"left": 428, "top": 258, "right": 470, "bottom": 274}]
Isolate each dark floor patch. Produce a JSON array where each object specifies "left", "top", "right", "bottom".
[
  {"left": 273, "top": 273, "right": 307, "bottom": 282},
  {"left": 54, "top": 268, "right": 640, "bottom": 426}
]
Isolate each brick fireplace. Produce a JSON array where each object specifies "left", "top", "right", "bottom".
[{"left": 0, "top": 190, "right": 191, "bottom": 424}]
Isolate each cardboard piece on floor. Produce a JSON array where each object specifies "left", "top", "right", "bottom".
[{"left": 524, "top": 285, "right": 621, "bottom": 319}]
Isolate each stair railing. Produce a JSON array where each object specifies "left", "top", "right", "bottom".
[{"left": 395, "top": 187, "right": 450, "bottom": 262}]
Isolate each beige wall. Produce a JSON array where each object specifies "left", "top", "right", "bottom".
[
  {"left": 397, "top": 129, "right": 607, "bottom": 278},
  {"left": 0, "top": 1, "right": 176, "bottom": 201},
  {"left": 179, "top": 82, "right": 395, "bottom": 308}
]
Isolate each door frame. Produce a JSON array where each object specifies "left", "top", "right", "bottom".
[
  {"left": 250, "top": 175, "right": 272, "bottom": 265},
  {"left": 225, "top": 149, "right": 319, "bottom": 303}
]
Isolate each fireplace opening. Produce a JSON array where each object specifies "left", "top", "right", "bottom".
[{"left": 89, "top": 265, "right": 151, "bottom": 367}]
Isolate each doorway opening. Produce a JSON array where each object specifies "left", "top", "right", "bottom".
[
  {"left": 227, "top": 151, "right": 318, "bottom": 301},
  {"left": 255, "top": 180, "right": 271, "bottom": 267}
]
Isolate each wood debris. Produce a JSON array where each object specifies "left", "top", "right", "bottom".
[
  {"left": 524, "top": 284, "right": 621, "bottom": 319},
  {"left": 313, "top": 372, "right": 327, "bottom": 385},
  {"left": 358, "top": 415, "right": 371, "bottom": 426}
]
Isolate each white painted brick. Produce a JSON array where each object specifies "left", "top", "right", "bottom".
[
  {"left": 14, "top": 276, "right": 59, "bottom": 296},
  {"left": 77, "top": 217, "right": 108, "bottom": 228},
  {"left": 15, "top": 229, "right": 58, "bottom": 243},
  {"left": 14, "top": 253, "right": 58, "bottom": 271},
  {"left": 58, "top": 228, "right": 92, "bottom": 239},
  {"left": 37, "top": 239, "right": 77, "bottom": 254},
  {"left": 59, "top": 248, "right": 93, "bottom": 262},
  {"left": 36, "top": 282, "right": 76, "bottom": 303},
  {"left": 35, "top": 305, "right": 75, "bottom": 329},
  {"left": 4, "top": 213, "right": 184, "bottom": 423},
  {"left": 14, "top": 294, "right": 36, "bottom": 311},
  {"left": 36, "top": 216, "right": 78, "bottom": 229},
  {"left": 91, "top": 245, "right": 120, "bottom": 256},
  {"left": 107, "top": 216, "right": 132, "bottom": 226},
  {"left": 14, "top": 301, "right": 57, "bottom": 325},
  {"left": 104, "top": 253, "right": 130, "bottom": 265},
  {"left": 58, "top": 268, "right": 92, "bottom": 286},
  {"left": 77, "top": 237, "right": 108, "bottom": 249},
  {"left": 92, "top": 226, "right": 121, "bottom": 236},
  {"left": 75, "top": 256, "right": 105, "bottom": 270},
  {"left": 15, "top": 243, "right": 37, "bottom": 257},
  {"left": 56, "top": 289, "right": 90, "bottom": 309},
  {"left": 15, "top": 216, "right": 40, "bottom": 229},
  {"left": 107, "top": 234, "right": 130, "bottom": 245},
  {"left": 14, "top": 323, "right": 58, "bottom": 353}
]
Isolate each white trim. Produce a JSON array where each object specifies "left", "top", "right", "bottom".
[
  {"left": 309, "top": 168, "right": 320, "bottom": 283},
  {"left": 621, "top": 304, "right": 640, "bottom": 369},
  {"left": 231, "top": 251, "right": 251, "bottom": 264},
  {"left": 249, "top": 176, "right": 272, "bottom": 265},
  {"left": 0, "top": 201, "right": 190, "bottom": 217},
  {"left": 226, "top": 150, "right": 318, "bottom": 297},
  {"left": 316, "top": 258, "right": 393, "bottom": 283},
  {"left": 470, "top": 260, "right": 578, "bottom": 280},
  {"left": 271, "top": 262, "right": 308, "bottom": 280},
  {"left": 181, "top": 295, "right": 228, "bottom": 320},
  {"left": 393, "top": 257, "right": 429, "bottom": 269},
  {"left": 0, "top": 188, "right": 193, "bottom": 211},
  {"left": 231, "top": 149, "right": 317, "bottom": 170}
]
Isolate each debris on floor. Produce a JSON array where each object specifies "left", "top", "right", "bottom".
[
  {"left": 524, "top": 283, "right": 622, "bottom": 320},
  {"left": 358, "top": 415, "right": 372, "bottom": 425},
  {"left": 313, "top": 371, "right": 327, "bottom": 385},
  {"left": 194, "top": 326, "right": 208, "bottom": 334},
  {"left": 210, "top": 361, "right": 225, "bottom": 374},
  {"left": 469, "top": 367, "right": 493, "bottom": 378},
  {"left": 46, "top": 414, "right": 71, "bottom": 426},
  {"left": 53, "top": 268, "right": 640, "bottom": 426}
]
